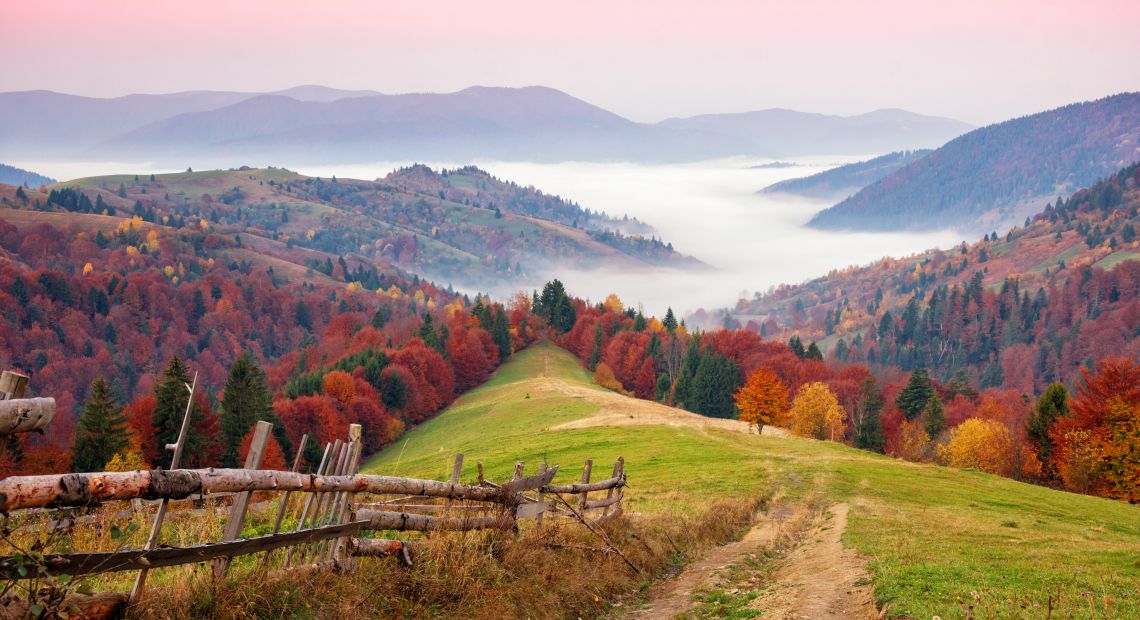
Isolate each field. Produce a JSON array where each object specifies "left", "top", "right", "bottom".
[{"left": 364, "top": 342, "right": 1140, "bottom": 619}]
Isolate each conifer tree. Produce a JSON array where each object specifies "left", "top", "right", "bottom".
[
  {"left": 1028, "top": 383, "right": 1069, "bottom": 473},
  {"left": 73, "top": 377, "right": 130, "bottom": 472},
  {"left": 672, "top": 336, "right": 702, "bottom": 406},
  {"left": 896, "top": 368, "right": 935, "bottom": 420},
  {"left": 688, "top": 350, "right": 741, "bottom": 419},
  {"left": 662, "top": 308, "right": 678, "bottom": 333},
  {"left": 219, "top": 352, "right": 280, "bottom": 467},
  {"left": 152, "top": 355, "right": 214, "bottom": 467},
  {"left": 805, "top": 342, "right": 823, "bottom": 360},
  {"left": 923, "top": 396, "right": 946, "bottom": 438},
  {"left": 853, "top": 377, "right": 886, "bottom": 453},
  {"left": 587, "top": 322, "right": 603, "bottom": 371},
  {"left": 491, "top": 307, "right": 511, "bottom": 361}
]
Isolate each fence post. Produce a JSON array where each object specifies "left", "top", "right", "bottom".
[
  {"left": 536, "top": 463, "right": 548, "bottom": 529},
  {"left": 262, "top": 433, "right": 309, "bottom": 567},
  {"left": 285, "top": 440, "right": 333, "bottom": 565},
  {"left": 578, "top": 459, "right": 593, "bottom": 514},
  {"left": 602, "top": 458, "right": 621, "bottom": 518},
  {"left": 328, "top": 424, "right": 363, "bottom": 562},
  {"left": 512, "top": 460, "right": 525, "bottom": 481},
  {"left": 213, "top": 420, "right": 272, "bottom": 578},
  {"left": 446, "top": 453, "right": 464, "bottom": 509},
  {"left": 0, "top": 370, "right": 29, "bottom": 400},
  {"left": 129, "top": 371, "right": 197, "bottom": 605}
]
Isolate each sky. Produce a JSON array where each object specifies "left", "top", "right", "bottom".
[{"left": 2, "top": 0, "right": 1138, "bottom": 125}]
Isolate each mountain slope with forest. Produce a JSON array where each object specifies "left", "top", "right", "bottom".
[
  {"left": 808, "top": 93, "right": 1140, "bottom": 234},
  {"left": 0, "top": 163, "right": 55, "bottom": 188},
  {"left": 726, "top": 162, "right": 1140, "bottom": 392},
  {"left": 760, "top": 150, "right": 930, "bottom": 201}
]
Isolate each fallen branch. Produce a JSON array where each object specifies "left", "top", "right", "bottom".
[{"left": 549, "top": 492, "right": 640, "bottom": 575}]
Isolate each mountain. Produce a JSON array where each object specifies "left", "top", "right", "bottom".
[
  {"left": 4, "top": 165, "right": 696, "bottom": 291},
  {"left": 719, "top": 162, "right": 1140, "bottom": 391},
  {"left": 0, "top": 86, "right": 971, "bottom": 164},
  {"left": 659, "top": 108, "right": 971, "bottom": 157},
  {"left": 0, "top": 163, "right": 55, "bottom": 187},
  {"left": 808, "top": 93, "right": 1140, "bottom": 234},
  {"left": 759, "top": 150, "right": 931, "bottom": 201}
]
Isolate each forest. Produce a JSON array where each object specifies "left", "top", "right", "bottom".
[{"left": 809, "top": 92, "right": 1140, "bottom": 233}]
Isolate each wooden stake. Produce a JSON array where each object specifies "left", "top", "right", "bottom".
[
  {"left": 262, "top": 433, "right": 309, "bottom": 567},
  {"left": 213, "top": 420, "right": 271, "bottom": 578},
  {"left": 446, "top": 453, "right": 464, "bottom": 509},
  {"left": 603, "top": 457, "right": 623, "bottom": 517},
  {"left": 536, "top": 463, "right": 548, "bottom": 529},
  {"left": 0, "top": 370, "right": 29, "bottom": 400},
  {"left": 129, "top": 371, "right": 197, "bottom": 605},
  {"left": 578, "top": 459, "right": 593, "bottom": 514},
  {"left": 285, "top": 441, "right": 333, "bottom": 565}
]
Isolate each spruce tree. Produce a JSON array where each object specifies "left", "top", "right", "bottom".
[
  {"left": 805, "top": 342, "right": 823, "bottom": 360},
  {"left": 672, "top": 336, "right": 702, "bottom": 406},
  {"left": 788, "top": 335, "right": 806, "bottom": 358},
  {"left": 491, "top": 307, "right": 512, "bottom": 361},
  {"left": 1028, "top": 383, "right": 1069, "bottom": 470},
  {"left": 688, "top": 350, "right": 741, "bottom": 419},
  {"left": 72, "top": 377, "right": 130, "bottom": 472},
  {"left": 923, "top": 396, "right": 946, "bottom": 439},
  {"left": 895, "top": 368, "right": 935, "bottom": 420},
  {"left": 853, "top": 377, "right": 885, "bottom": 453},
  {"left": 587, "top": 323, "right": 603, "bottom": 371},
  {"left": 220, "top": 352, "right": 275, "bottom": 467},
  {"left": 152, "top": 355, "right": 212, "bottom": 467},
  {"left": 662, "top": 308, "right": 678, "bottom": 333}
]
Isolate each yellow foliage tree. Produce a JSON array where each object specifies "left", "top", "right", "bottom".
[
  {"left": 322, "top": 370, "right": 356, "bottom": 406},
  {"left": 603, "top": 293, "right": 624, "bottom": 313},
  {"left": 787, "top": 382, "right": 847, "bottom": 441},
  {"left": 896, "top": 419, "right": 931, "bottom": 462},
  {"left": 733, "top": 367, "right": 788, "bottom": 433},
  {"left": 592, "top": 362, "right": 625, "bottom": 393},
  {"left": 104, "top": 450, "right": 147, "bottom": 472},
  {"left": 936, "top": 418, "right": 1014, "bottom": 475}
]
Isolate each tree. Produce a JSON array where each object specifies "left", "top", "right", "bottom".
[
  {"left": 322, "top": 370, "right": 356, "bottom": 406},
  {"left": 152, "top": 355, "right": 216, "bottom": 468},
  {"left": 688, "top": 349, "right": 741, "bottom": 419},
  {"left": 853, "top": 377, "right": 886, "bottom": 453},
  {"left": 662, "top": 308, "right": 678, "bottom": 333},
  {"left": 734, "top": 367, "right": 788, "bottom": 433},
  {"left": 805, "top": 342, "right": 823, "bottom": 361},
  {"left": 937, "top": 418, "right": 1014, "bottom": 476},
  {"left": 923, "top": 397, "right": 946, "bottom": 439},
  {"left": 72, "top": 377, "right": 131, "bottom": 472},
  {"left": 895, "top": 368, "right": 935, "bottom": 420},
  {"left": 593, "top": 362, "right": 623, "bottom": 392},
  {"left": 491, "top": 307, "right": 512, "bottom": 361},
  {"left": 1028, "top": 383, "right": 1069, "bottom": 476},
  {"left": 587, "top": 322, "right": 603, "bottom": 371},
  {"left": 219, "top": 352, "right": 275, "bottom": 468},
  {"left": 787, "top": 382, "right": 847, "bottom": 441}
]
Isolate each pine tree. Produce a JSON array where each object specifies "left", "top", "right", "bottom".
[
  {"left": 853, "top": 377, "right": 885, "bottom": 453},
  {"left": 1028, "top": 383, "right": 1069, "bottom": 474},
  {"left": 662, "top": 308, "right": 678, "bottom": 333},
  {"left": 688, "top": 350, "right": 741, "bottom": 419},
  {"left": 219, "top": 352, "right": 276, "bottom": 467},
  {"left": 788, "top": 335, "right": 806, "bottom": 358},
  {"left": 895, "top": 368, "right": 935, "bottom": 420},
  {"left": 587, "top": 323, "right": 603, "bottom": 371},
  {"left": 152, "top": 355, "right": 213, "bottom": 467},
  {"left": 72, "top": 377, "right": 130, "bottom": 472},
  {"left": 923, "top": 396, "right": 946, "bottom": 439},
  {"left": 805, "top": 342, "right": 823, "bottom": 360},
  {"left": 672, "top": 336, "right": 702, "bottom": 406}
]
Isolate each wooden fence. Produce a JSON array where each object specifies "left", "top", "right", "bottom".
[
  {"left": 0, "top": 419, "right": 626, "bottom": 619},
  {"left": 0, "top": 370, "right": 55, "bottom": 437}
]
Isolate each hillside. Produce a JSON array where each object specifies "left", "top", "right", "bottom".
[
  {"left": 0, "top": 163, "right": 56, "bottom": 187},
  {"left": 0, "top": 86, "right": 970, "bottom": 165},
  {"left": 759, "top": 150, "right": 930, "bottom": 201},
  {"left": 365, "top": 343, "right": 1140, "bottom": 619},
  {"left": 808, "top": 93, "right": 1140, "bottom": 234},
  {"left": 10, "top": 165, "right": 694, "bottom": 290},
  {"left": 726, "top": 162, "right": 1140, "bottom": 390}
]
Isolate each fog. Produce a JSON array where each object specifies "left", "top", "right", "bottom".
[
  {"left": 21, "top": 158, "right": 962, "bottom": 318},
  {"left": 298, "top": 158, "right": 962, "bottom": 317}
]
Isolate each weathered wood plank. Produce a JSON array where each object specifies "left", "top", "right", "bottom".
[
  {"left": 0, "top": 521, "right": 368, "bottom": 577},
  {"left": 584, "top": 489, "right": 623, "bottom": 510},
  {"left": 0, "top": 397, "right": 55, "bottom": 435},
  {"left": 542, "top": 472, "right": 624, "bottom": 495},
  {"left": 356, "top": 509, "right": 515, "bottom": 532},
  {"left": 0, "top": 371, "right": 29, "bottom": 400}
]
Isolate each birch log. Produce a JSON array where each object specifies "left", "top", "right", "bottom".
[{"left": 0, "top": 398, "right": 55, "bottom": 436}]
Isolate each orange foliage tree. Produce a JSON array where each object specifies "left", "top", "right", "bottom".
[
  {"left": 734, "top": 367, "right": 789, "bottom": 433},
  {"left": 322, "top": 370, "right": 356, "bottom": 406},
  {"left": 593, "top": 362, "right": 624, "bottom": 393}
]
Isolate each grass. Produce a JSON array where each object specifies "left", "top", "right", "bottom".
[{"left": 365, "top": 342, "right": 1140, "bottom": 618}]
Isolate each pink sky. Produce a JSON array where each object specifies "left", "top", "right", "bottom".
[{"left": 2, "top": 0, "right": 1137, "bottom": 123}]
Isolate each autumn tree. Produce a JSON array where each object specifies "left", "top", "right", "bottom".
[
  {"left": 322, "top": 370, "right": 356, "bottom": 406},
  {"left": 923, "top": 396, "right": 946, "bottom": 439},
  {"left": 72, "top": 377, "right": 131, "bottom": 472},
  {"left": 937, "top": 418, "right": 1014, "bottom": 476},
  {"left": 787, "top": 382, "right": 847, "bottom": 441},
  {"left": 593, "top": 362, "right": 624, "bottom": 392},
  {"left": 896, "top": 368, "right": 935, "bottom": 420},
  {"left": 734, "top": 367, "right": 788, "bottom": 433},
  {"left": 152, "top": 355, "right": 217, "bottom": 467}
]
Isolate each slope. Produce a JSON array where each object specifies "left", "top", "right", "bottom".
[
  {"left": 809, "top": 92, "right": 1140, "bottom": 234},
  {"left": 759, "top": 150, "right": 930, "bottom": 201},
  {"left": 364, "top": 342, "right": 1140, "bottom": 618}
]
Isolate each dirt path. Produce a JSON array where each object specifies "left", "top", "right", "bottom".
[
  {"left": 623, "top": 509, "right": 787, "bottom": 619},
  {"left": 621, "top": 503, "right": 877, "bottom": 619},
  {"left": 753, "top": 503, "right": 878, "bottom": 620}
]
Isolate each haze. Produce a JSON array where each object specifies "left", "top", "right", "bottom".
[{"left": 3, "top": 0, "right": 1138, "bottom": 125}]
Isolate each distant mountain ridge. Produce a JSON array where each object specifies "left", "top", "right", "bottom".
[
  {"left": 0, "top": 86, "right": 972, "bottom": 164},
  {"left": 760, "top": 150, "right": 931, "bottom": 201},
  {"left": 808, "top": 93, "right": 1140, "bottom": 234},
  {"left": 0, "top": 163, "right": 55, "bottom": 187}
]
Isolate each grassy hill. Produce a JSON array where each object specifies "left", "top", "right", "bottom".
[{"left": 365, "top": 342, "right": 1140, "bottom": 618}]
